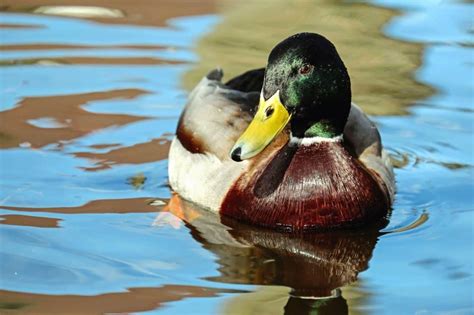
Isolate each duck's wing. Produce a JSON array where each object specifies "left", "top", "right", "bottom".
[
  {"left": 169, "top": 69, "right": 263, "bottom": 211},
  {"left": 225, "top": 68, "right": 265, "bottom": 93},
  {"left": 176, "top": 69, "right": 261, "bottom": 161},
  {"left": 344, "top": 104, "right": 395, "bottom": 202}
]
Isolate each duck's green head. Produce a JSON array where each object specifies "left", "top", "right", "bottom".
[{"left": 231, "top": 32, "right": 351, "bottom": 161}]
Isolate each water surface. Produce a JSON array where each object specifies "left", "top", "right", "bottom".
[{"left": 0, "top": 0, "right": 472, "bottom": 314}]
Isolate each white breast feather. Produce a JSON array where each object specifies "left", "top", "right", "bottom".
[{"left": 168, "top": 137, "right": 248, "bottom": 212}]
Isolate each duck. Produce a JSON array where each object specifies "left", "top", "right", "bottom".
[{"left": 168, "top": 32, "right": 395, "bottom": 232}]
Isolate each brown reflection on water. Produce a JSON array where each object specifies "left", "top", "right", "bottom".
[
  {"left": 1, "top": 57, "right": 188, "bottom": 66},
  {"left": 0, "top": 44, "right": 169, "bottom": 51},
  {"left": 183, "top": 0, "right": 434, "bottom": 115},
  {"left": 0, "top": 89, "right": 148, "bottom": 149},
  {"left": 1, "top": 0, "right": 217, "bottom": 27},
  {"left": 0, "top": 285, "right": 242, "bottom": 315},
  {"left": 0, "top": 23, "right": 42, "bottom": 29},
  {"left": 0, "top": 214, "right": 61, "bottom": 228},
  {"left": 163, "top": 195, "right": 383, "bottom": 314},
  {"left": 1, "top": 197, "right": 165, "bottom": 214},
  {"left": 75, "top": 137, "right": 171, "bottom": 171}
]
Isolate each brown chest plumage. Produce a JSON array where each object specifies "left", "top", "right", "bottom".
[{"left": 221, "top": 140, "right": 389, "bottom": 232}]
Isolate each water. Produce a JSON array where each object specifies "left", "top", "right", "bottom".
[{"left": 0, "top": 1, "right": 472, "bottom": 314}]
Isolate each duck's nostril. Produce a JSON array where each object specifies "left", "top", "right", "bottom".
[
  {"left": 265, "top": 106, "right": 274, "bottom": 118},
  {"left": 231, "top": 147, "right": 242, "bottom": 162}
]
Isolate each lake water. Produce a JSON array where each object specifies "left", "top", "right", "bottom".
[{"left": 0, "top": 0, "right": 472, "bottom": 314}]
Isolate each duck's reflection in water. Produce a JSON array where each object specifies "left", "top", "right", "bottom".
[{"left": 162, "top": 195, "right": 387, "bottom": 314}]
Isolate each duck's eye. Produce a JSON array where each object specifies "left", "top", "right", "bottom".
[
  {"left": 299, "top": 64, "right": 313, "bottom": 75},
  {"left": 265, "top": 106, "right": 274, "bottom": 118}
]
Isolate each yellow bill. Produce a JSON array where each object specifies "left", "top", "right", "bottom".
[{"left": 230, "top": 90, "right": 291, "bottom": 161}]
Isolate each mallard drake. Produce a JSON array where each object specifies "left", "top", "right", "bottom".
[{"left": 169, "top": 32, "right": 394, "bottom": 232}]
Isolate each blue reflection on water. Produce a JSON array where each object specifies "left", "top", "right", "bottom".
[
  {"left": 0, "top": 13, "right": 218, "bottom": 112},
  {"left": 0, "top": 210, "right": 252, "bottom": 295},
  {"left": 0, "top": 13, "right": 218, "bottom": 46},
  {"left": 1, "top": 149, "right": 169, "bottom": 207}
]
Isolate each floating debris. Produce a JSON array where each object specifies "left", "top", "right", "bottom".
[{"left": 127, "top": 173, "right": 146, "bottom": 190}]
